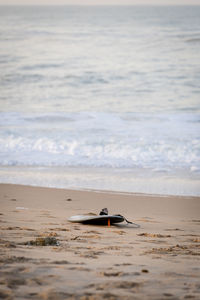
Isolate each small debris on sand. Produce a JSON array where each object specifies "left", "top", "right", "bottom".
[{"left": 24, "top": 237, "right": 59, "bottom": 246}]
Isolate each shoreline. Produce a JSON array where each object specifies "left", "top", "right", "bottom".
[
  {"left": 1, "top": 165, "right": 200, "bottom": 197},
  {"left": 1, "top": 179, "right": 200, "bottom": 198},
  {"left": 0, "top": 183, "right": 200, "bottom": 299}
]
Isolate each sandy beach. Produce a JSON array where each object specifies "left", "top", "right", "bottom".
[{"left": 0, "top": 183, "right": 200, "bottom": 300}]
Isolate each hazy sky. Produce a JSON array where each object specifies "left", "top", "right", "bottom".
[{"left": 0, "top": 0, "right": 200, "bottom": 5}]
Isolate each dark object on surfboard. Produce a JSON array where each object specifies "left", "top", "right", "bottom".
[
  {"left": 99, "top": 208, "right": 108, "bottom": 215},
  {"left": 68, "top": 208, "right": 140, "bottom": 227}
]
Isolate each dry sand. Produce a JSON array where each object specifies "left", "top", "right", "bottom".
[{"left": 0, "top": 183, "right": 200, "bottom": 300}]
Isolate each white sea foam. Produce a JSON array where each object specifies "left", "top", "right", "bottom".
[{"left": 0, "top": 112, "right": 199, "bottom": 173}]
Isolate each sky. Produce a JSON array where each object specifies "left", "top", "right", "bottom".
[{"left": 0, "top": 0, "right": 200, "bottom": 5}]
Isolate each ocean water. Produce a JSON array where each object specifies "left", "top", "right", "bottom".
[{"left": 0, "top": 5, "right": 200, "bottom": 195}]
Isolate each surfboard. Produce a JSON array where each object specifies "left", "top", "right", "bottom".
[{"left": 68, "top": 214, "right": 124, "bottom": 225}]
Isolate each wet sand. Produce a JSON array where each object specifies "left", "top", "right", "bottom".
[{"left": 0, "top": 183, "right": 200, "bottom": 300}]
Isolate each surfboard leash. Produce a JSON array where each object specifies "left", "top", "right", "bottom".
[{"left": 114, "top": 214, "right": 140, "bottom": 228}]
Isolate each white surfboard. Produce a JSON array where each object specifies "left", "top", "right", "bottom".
[{"left": 68, "top": 214, "right": 124, "bottom": 225}]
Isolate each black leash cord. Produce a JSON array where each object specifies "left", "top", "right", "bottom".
[{"left": 115, "top": 214, "right": 140, "bottom": 228}]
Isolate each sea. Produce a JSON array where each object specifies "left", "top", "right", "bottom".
[{"left": 0, "top": 5, "right": 200, "bottom": 196}]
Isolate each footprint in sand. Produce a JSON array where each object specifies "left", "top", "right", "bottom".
[
  {"left": 0, "top": 256, "right": 32, "bottom": 264},
  {"left": 88, "top": 280, "right": 141, "bottom": 290},
  {"left": 49, "top": 227, "right": 69, "bottom": 232},
  {"left": 114, "top": 263, "right": 132, "bottom": 266},
  {"left": 145, "top": 244, "right": 200, "bottom": 256},
  {"left": 73, "top": 226, "right": 81, "bottom": 231},
  {"left": 28, "top": 274, "right": 59, "bottom": 286},
  {"left": 0, "top": 289, "right": 13, "bottom": 299},
  {"left": 6, "top": 277, "right": 27, "bottom": 289},
  {"left": 0, "top": 239, "right": 16, "bottom": 248},
  {"left": 51, "top": 260, "right": 70, "bottom": 265},
  {"left": 112, "top": 230, "right": 126, "bottom": 235},
  {"left": 39, "top": 290, "right": 72, "bottom": 300},
  {"left": 191, "top": 237, "right": 200, "bottom": 243},
  {"left": 42, "top": 223, "right": 59, "bottom": 225},
  {"left": 1, "top": 226, "right": 35, "bottom": 232},
  {"left": 188, "top": 220, "right": 200, "bottom": 224},
  {"left": 138, "top": 217, "right": 160, "bottom": 223},
  {"left": 80, "top": 250, "right": 104, "bottom": 259},
  {"left": 99, "top": 270, "right": 127, "bottom": 277},
  {"left": 165, "top": 228, "right": 184, "bottom": 232},
  {"left": 68, "top": 266, "right": 91, "bottom": 271},
  {"left": 137, "top": 233, "right": 171, "bottom": 238},
  {"left": 84, "top": 230, "right": 101, "bottom": 235},
  {"left": 71, "top": 234, "right": 101, "bottom": 241}
]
